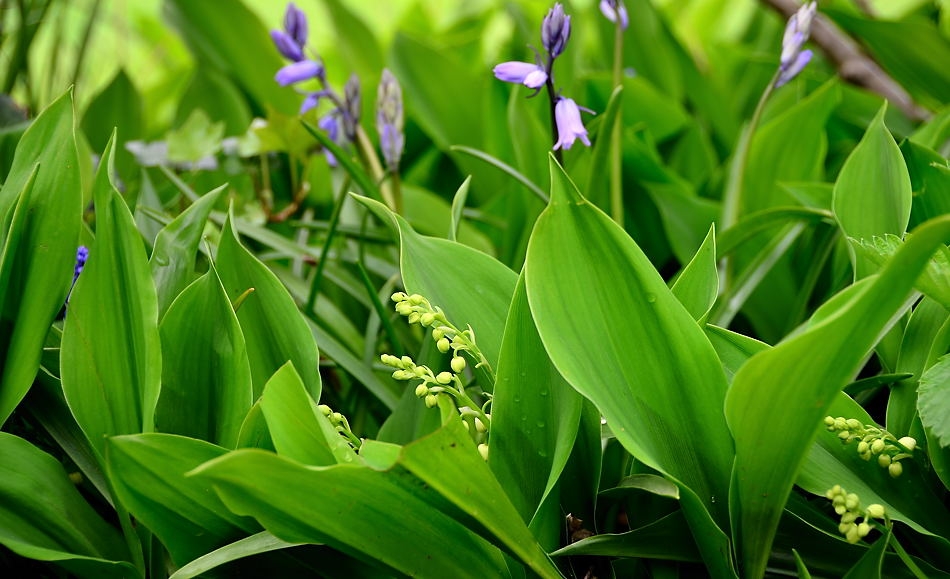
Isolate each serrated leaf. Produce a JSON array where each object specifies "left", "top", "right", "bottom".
[{"left": 918, "top": 354, "right": 950, "bottom": 449}]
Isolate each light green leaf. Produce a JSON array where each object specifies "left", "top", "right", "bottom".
[
  {"left": 918, "top": 354, "right": 950, "bottom": 449},
  {"left": 671, "top": 224, "right": 718, "bottom": 322},
  {"left": 851, "top": 234, "right": 950, "bottom": 309},
  {"left": 525, "top": 156, "right": 735, "bottom": 574},
  {"left": 0, "top": 90, "right": 82, "bottom": 426},
  {"left": 551, "top": 511, "right": 700, "bottom": 562},
  {"left": 260, "top": 361, "right": 358, "bottom": 466},
  {"left": 168, "top": 531, "right": 302, "bottom": 579},
  {"left": 106, "top": 434, "right": 260, "bottom": 567},
  {"left": 61, "top": 134, "right": 161, "bottom": 458},
  {"left": 725, "top": 214, "right": 950, "bottom": 577},
  {"left": 216, "top": 209, "right": 320, "bottom": 400},
  {"left": 155, "top": 263, "right": 252, "bottom": 448}
]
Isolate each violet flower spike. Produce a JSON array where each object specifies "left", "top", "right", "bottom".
[
  {"left": 493, "top": 62, "right": 548, "bottom": 90},
  {"left": 275, "top": 60, "right": 324, "bottom": 86},
  {"left": 319, "top": 112, "right": 340, "bottom": 166},
  {"left": 376, "top": 69, "right": 405, "bottom": 172},
  {"left": 73, "top": 246, "right": 89, "bottom": 283},
  {"left": 283, "top": 2, "right": 308, "bottom": 47},
  {"left": 541, "top": 3, "right": 571, "bottom": 59},
  {"left": 553, "top": 97, "right": 591, "bottom": 151},
  {"left": 776, "top": 1, "right": 817, "bottom": 87},
  {"left": 342, "top": 74, "right": 361, "bottom": 141},
  {"left": 271, "top": 29, "right": 304, "bottom": 62},
  {"left": 600, "top": 0, "right": 629, "bottom": 30}
]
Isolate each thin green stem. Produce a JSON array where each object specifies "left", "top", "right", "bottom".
[
  {"left": 609, "top": 18, "right": 624, "bottom": 226},
  {"left": 888, "top": 526, "right": 929, "bottom": 579},
  {"left": 306, "top": 175, "right": 351, "bottom": 312},
  {"left": 545, "top": 77, "right": 563, "bottom": 165}
]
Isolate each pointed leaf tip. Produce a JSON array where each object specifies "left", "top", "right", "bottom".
[{"left": 548, "top": 153, "right": 584, "bottom": 205}]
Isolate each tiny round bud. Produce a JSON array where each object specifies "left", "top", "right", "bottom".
[
  {"left": 474, "top": 417, "right": 487, "bottom": 433},
  {"left": 432, "top": 328, "right": 445, "bottom": 341},
  {"left": 877, "top": 453, "right": 891, "bottom": 468},
  {"left": 846, "top": 418, "right": 862, "bottom": 430},
  {"left": 396, "top": 302, "right": 413, "bottom": 316},
  {"left": 391, "top": 292, "right": 407, "bottom": 302},
  {"left": 888, "top": 461, "right": 903, "bottom": 478},
  {"left": 392, "top": 370, "right": 409, "bottom": 380},
  {"left": 437, "top": 338, "right": 450, "bottom": 353},
  {"left": 451, "top": 356, "right": 466, "bottom": 373},
  {"left": 823, "top": 416, "right": 835, "bottom": 427},
  {"left": 425, "top": 394, "right": 438, "bottom": 408},
  {"left": 408, "top": 294, "right": 425, "bottom": 305},
  {"left": 870, "top": 438, "right": 886, "bottom": 454},
  {"left": 413, "top": 366, "right": 428, "bottom": 378},
  {"left": 898, "top": 436, "right": 917, "bottom": 452},
  {"left": 331, "top": 412, "right": 343, "bottom": 423},
  {"left": 317, "top": 404, "right": 332, "bottom": 416},
  {"left": 845, "top": 526, "right": 860, "bottom": 544},
  {"left": 407, "top": 312, "right": 421, "bottom": 324},
  {"left": 415, "top": 384, "right": 429, "bottom": 397},
  {"left": 845, "top": 494, "right": 859, "bottom": 510},
  {"left": 838, "top": 431, "right": 851, "bottom": 440},
  {"left": 834, "top": 505, "right": 847, "bottom": 515},
  {"left": 420, "top": 312, "right": 435, "bottom": 326},
  {"left": 857, "top": 522, "right": 871, "bottom": 537},
  {"left": 866, "top": 504, "right": 885, "bottom": 519},
  {"left": 436, "top": 372, "right": 453, "bottom": 385},
  {"left": 477, "top": 443, "right": 489, "bottom": 461},
  {"left": 857, "top": 441, "right": 869, "bottom": 455},
  {"left": 841, "top": 512, "right": 857, "bottom": 524},
  {"left": 400, "top": 355, "right": 413, "bottom": 366},
  {"left": 839, "top": 521, "right": 854, "bottom": 534}
]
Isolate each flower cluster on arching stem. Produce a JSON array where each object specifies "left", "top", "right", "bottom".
[
  {"left": 823, "top": 416, "right": 917, "bottom": 478},
  {"left": 492, "top": 3, "right": 593, "bottom": 151},
  {"left": 825, "top": 485, "right": 887, "bottom": 544},
  {"left": 775, "top": 1, "right": 817, "bottom": 88},
  {"left": 380, "top": 292, "right": 493, "bottom": 459}
]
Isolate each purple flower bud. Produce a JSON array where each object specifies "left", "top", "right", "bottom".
[
  {"left": 271, "top": 29, "right": 303, "bottom": 62},
  {"left": 376, "top": 69, "right": 405, "bottom": 171},
  {"left": 542, "top": 3, "right": 571, "bottom": 59},
  {"left": 283, "top": 2, "right": 308, "bottom": 47},
  {"left": 599, "top": 0, "right": 628, "bottom": 30},
  {"left": 319, "top": 112, "right": 340, "bottom": 166},
  {"left": 553, "top": 97, "right": 591, "bottom": 151},
  {"left": 275, "top": 60, "right": 324, "bottom": 86},
  {"left": 73, "top": 246, "right": 89, "bottom": 283},
  {"left": 493, "top": 61, "right": 548, "bottom": 89},
  {"left": 342, "top": 74, "right": 361, "bottom": 141},
  {"left": 775, "top": 49, "right": 812, "bottom": 87},
  {"left": 300, "top": 92, "right": 320, "bottom": 115}
]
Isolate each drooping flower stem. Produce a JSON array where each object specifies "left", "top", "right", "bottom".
[{"left": 546, "top": 77, "right": 563, "bottom": 165}]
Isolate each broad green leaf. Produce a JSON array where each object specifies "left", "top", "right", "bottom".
[
  {"left": 852, "top": 234, "right": 950, "bottom": 309},
  {"left": 0, "top": 433, "right": 129, "bottom": 572},
  {"left": 216, "top": 210, "right": 320, "bottom": 400},
  {"left": 174, "top": 68, "right": 251, "bottom": 136},
  {"left": 154, "top": 263, "right": 252, "bottom": 448},
  {"left": 166, "top": 110, "right": 225, "bottom": 164},
  {"left": 918, "top": 354, "right": 950, "bottom": 449},
  {"left": 725, "top": 214, "right": 950, "bottom": 577},
  {"left": 106, "top": 434, "right": 260, "bottom": 567},
  {"left": 890, "top": 298, "right": 949, "bottom": 435},
  {"left": 0, "top": 90, "right": 82, "bottom": 426},
  {"left": 322, "top": 0, "right": 383, "bottom": 80},
  {"left": 260, "top": 362, "right": 357, "bottom": 466},
  {"left": 671, "top": 225, "right": 718, "bottom": 322},
  {"left": 833, "top": 104, "right": 912, "bottom": 277},
  {"left": 81, "top": 69, "right": 142, "bottom": 181},
  {"left": 309, "top": 320, "right": 399, "bottom": 410},
  {"left": 401, "top": 183, "right": 494, "bottom": 255},
  {"left": 842, "top": 529, "right": 888, "bottom": 579},
  {"left": 717, "top": 207, "right": 832, "bottom": 257},
  {"left": 525, "top": 156, "right": 735, "bottom": 574},
  {"left": 399, "top": 419, "right": 562, "bottom": 579},
  {"left": 235, "top": 400, "right": 274, "bottom": 451},
  {"left": 355, "top": 195, "right": 517, "bottom": 370},
  {"left": 902, "top": 140, "right": 950, "bottom": 230},
  {"left": 449, "top": 176, "right": 472, "bottom": 243},
  {"left": 585, "top": 85, "right": 624, "bottom": 213},
  {"left": 490, "top": 272, "right": 583, "bottom": 524},
  {"left": 61, "top": 135, "right": 161, "bottom": 458},
  {"left": 190, "top": 449, "right": 511, "bottom": 577},
  {"left": 168, "top": 531, "right": 301, "bottom": 579},
  {"left": 150, "top": 184, "right": 225, "bottom": 316},
  {"left": 551, "top": 511, "right": 700, "bottom": 562},
  {"left": 163, "top": 0, "right": 298, "bottom": 115}
]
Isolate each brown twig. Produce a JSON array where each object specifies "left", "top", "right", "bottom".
[{"left": 762, "top": 0, "right": 931, "bottom": 122}]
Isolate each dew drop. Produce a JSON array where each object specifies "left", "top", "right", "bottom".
[
  {"left": 539, "top": 389, "right": 549, "bottom": 397},
  {"left": 536, "top": 421, "right": 546, "bottom": 428},
  {"left": 645, "top": 293, "right": 657, "bottom": 303}
]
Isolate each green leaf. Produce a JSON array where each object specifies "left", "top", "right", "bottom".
[
  {"left": 842, "top": 524, "right": 887, "bottom": 579},
  {"left": 216, "top": 209, "right": 321, "bottom": 400},
  {"left": 902, "top": 140, "right": 950, "bottom": 230},
  {"left": 851, "top": 234, "right": 950, "bottom": 309},
  {"left": 399, "top": 419, "right": 562, "bottom": 579},
  {"left": 355, "top": 195, "right": 517, "bottom": 370},
  {"left": 260, "top": 362, "right": 357, "bottom": 466},
  {"left": 190, "top": 449, "right": 512, "bottom": 577},
  {"left": 0, "top": 90, "right": 82, "bottom": 426},
  {"left": 106, "top": 434, "right": 260, "bottom": 567},
  {"left": 154, "top": 263, "right": 252, "bottom": 448},
  {"left": 449, "top": 176, "right": 472, "bottom": 243},
  {"left": 833, "top": 104, "right": 912, "bottom": 276},
  {"left": 0, "top": 432, "right": 130, "bottom": 574},
  {"left": 725, "top": 214, "right": 950, "bottom": 578},
  {"left": 585, "top": 85, "right": 624, "bottom": 212},
  {"left": 150, "top": 184, "right": 225, "bottom": 316},
  {"left": 525, "top": 156, "right": 735, "bottom": 574},
  {"left": 490, "top": 272, "right": 582, "bottom": 524},
  {"left": 168, "top": 531, "right": 301, "bottom": 579},
  {"left": 61, "top": 134, "right": 161, "bottom": 458},
  {"left": 671, "top": 225, "right": 718, "bottom": 322},
  {"left": 166, "top": 109, "right": 225, "bottom": 164},
  {"left": 81, "top": 69, "right": 143, "bottom": 180},
  {"left": 918, "top": 354, "right": 950, "bottom": 449},
  {"left": 551, "top": 511, "right": 700, "bottom": 562}
]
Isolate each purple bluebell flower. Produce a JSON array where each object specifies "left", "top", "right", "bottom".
[
  {"left": 319, "top": 112, "right": 340, "bottom": 166},
  {"left": 342, "top": 74, "right": 361, "bottom": 140},
  {"left": 493, "top": 62, "right": 548, "bottom": 89},
  {"left": 271, "top": 30, "right": 304, "bottom": 62},
  {"left": 275, "top": 60, "right": 324, "bottom": 86},
  {"left": 553, "top": 97, "right": 590, "bottom": 150},
  {"left": 600, "top": 0, "right": 629, "bottom": 30},
  {"left": 775, "top": 2, "right": 817, "bottom": 87},
  {"left": 73, "top": 246, "right": 89, "bottom": 283},
  {"left": 542, "top": 3, "right": 571, "bottom": 59},
  {"left": 376, "top": 69, "right": 405, "bottom": 172},
  {"left": 283, "top": 3, "right": 308, "bottom": 47}
]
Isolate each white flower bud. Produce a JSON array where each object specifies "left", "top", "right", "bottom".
[
  {"left": 866, "top": 504, "right": 885, "bottom": 519},
  {"left": 474, "top": 417, "right": 487, "bottom": 433},
  {"left": 317, "top": 404, "right": 332, "bottom": 416},
  {"left": 897, "top": 436, "right": 916, "bottom": 451},
  {"left": 391, "top": 292, "right": 407, "bottom": 302},
  {"left": 408, "top": 294, "right": 425, "bottom": 305},
  {"left": 477, "top": 443, "right": 489, "bottom": 461},
  {"left": 420, "top": 312, "right": 435, "bottom": 326},
  {"left": 888, "top": 461, "right": 903, "bottom": 478},
  {"left": 436, "top": 372, "right": 453, "bottom": 385},
  {"left": 451, "top": 356, "right": 466, "bottom": 373},
  {"left": 437, "top": 338, "right": 450, "bottom": 353},
  {"left": 414, "top": 384, "right": 429, "bottom": 397},
  {"left": 425, "top": 394, "right": 438, "bottom": 408},
  {"left": 871, "top": 438, "right": 886, "bottom": 454}
]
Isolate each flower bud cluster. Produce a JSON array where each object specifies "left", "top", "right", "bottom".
[
  {"left": 825, "top": 485, "right": 886, "bottom": 544},
  {"left": 390, "top": 292, "right": 490, "bottom": 380},
  {"left": 317, "top": 403, "right": 362, "bottom": 449},
  {"left": 823, "top": 416, "right": 916, "bottom": 478}
]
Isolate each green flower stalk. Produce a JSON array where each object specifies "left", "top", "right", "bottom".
[
  {"left": 317, "top": 403, "right": 362, "bottom": 449},
  {"left": 823, "top": 416, "right": 916, "bottom": 478},
  {"left": 825, "top": 485, "right": 887, "bottom": 544}
]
